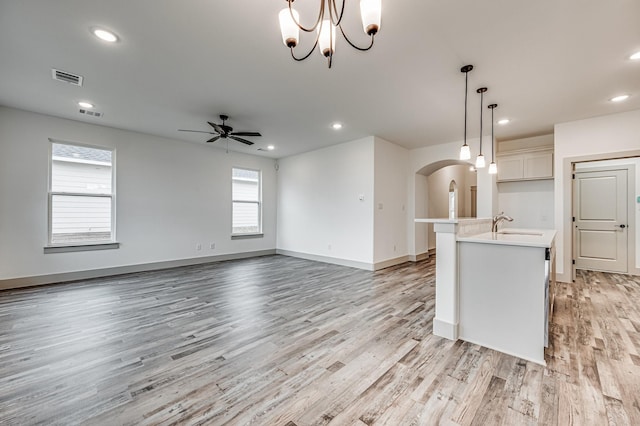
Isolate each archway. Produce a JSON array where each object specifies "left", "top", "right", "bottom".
[{"left": 413, "top": 160, "right": 477, "bottom": 259}]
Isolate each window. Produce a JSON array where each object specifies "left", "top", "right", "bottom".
[
  {"left": 48, "top": 141, "right": 115, "bottom": 246},
  {"left": 232, "top": 168, "right": 261, "bottom": 235}
]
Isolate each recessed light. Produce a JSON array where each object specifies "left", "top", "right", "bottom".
[
  {"left": 91, "top": 28, "right": 118, "bottom": 43},
  {"left": 609, "top": 94, "right": 630, "bottom": 102},
  {"left": 267, "top": 145, "right": 275, "bottom": 151},
  {"left": 332, "top": 123, "right": 343, "bottom": 130},
  {"left": 629, "top": 51, "right": 640, "bottom": 60},
  {"left": 497, "top": 119, "right": 510, "bottom": 125},
  {"left": 78, "top": 101, "right": 94, "bottom": 108}
]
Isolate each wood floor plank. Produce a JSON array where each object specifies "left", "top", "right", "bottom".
[{"left": 0, "top": 257, "right": 639, "bottom": 425}]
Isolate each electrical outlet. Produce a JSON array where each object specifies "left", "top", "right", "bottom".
[
  {"left": 393, "top": 245, "right": 396, "bottom": 252},
  {"left": 196, "top": 244, "right": 202, "bottom": 251},
  {"left": 210, "top": 243, "right": 216, "bottom": 249},
  {"left": 328, "top": 244, "right": 332, "bottom": 250}
]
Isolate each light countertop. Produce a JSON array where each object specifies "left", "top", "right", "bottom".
[
  {"left": 457, "top": 228, "right": 556, "bottom": 248},
  {"left": 414, "top": 217, "right": 491, "bottom": 224}
]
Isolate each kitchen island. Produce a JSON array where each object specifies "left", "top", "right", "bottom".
[{"left": 457, "top": 229, "right": 556, "bottom": 365}]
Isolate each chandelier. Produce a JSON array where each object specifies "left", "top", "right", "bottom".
[{"left": 278, "top": 0, "right": 382, "bottom": 68}]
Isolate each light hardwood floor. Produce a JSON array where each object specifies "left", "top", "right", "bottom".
[{"left": 0, "top": 255, "right": 639, "bottom": 425}]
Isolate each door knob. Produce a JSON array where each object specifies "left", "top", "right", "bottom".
[{"left": 619, "top": 224, "right": 626, "bottom": 229}]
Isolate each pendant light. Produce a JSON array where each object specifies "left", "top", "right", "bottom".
[
  {"left": 278, "top": 0, "right": 381, "bottom": 69},
  {"left": 475, "top": 87, "right": 487, "bottom": 168},
  {"left": 459, "top": 65, "right": 473, "bottom": 160},
  {"left": 488, "top": 103, "right": 498, "bottom": 174}
]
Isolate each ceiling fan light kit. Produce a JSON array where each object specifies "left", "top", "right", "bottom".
[{"left": 278, "top": 0, "right": 382, "bottom": 68}]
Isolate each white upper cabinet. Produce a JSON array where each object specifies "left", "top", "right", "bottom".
[
  {"left": 496, "top": 133, "right": 554, "bottom": 182},
  {"left": 497, "top": 149, "right": 553, "bottom": 181}
]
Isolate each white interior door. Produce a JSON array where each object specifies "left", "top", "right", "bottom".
[{"left": 574, "top": 169, "right": 628, "bottom": 273}]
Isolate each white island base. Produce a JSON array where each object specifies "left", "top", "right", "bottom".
[
  {"left": 415, "top": 217, "right": 555, "bottom": 366},
  {"left": 457, "top": 238, "right": 553, "bottom": 365}
]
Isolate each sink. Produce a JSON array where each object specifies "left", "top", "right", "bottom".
[{"left": 498, "top": 230, "right": 543, "bottom": 236}]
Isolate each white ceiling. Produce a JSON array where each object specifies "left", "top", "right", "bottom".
[{"left": 1, "top": 0, "right": 639, "bottom": 158}]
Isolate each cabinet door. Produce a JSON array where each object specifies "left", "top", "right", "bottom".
[
  {"left": 497, "top": 156, "right": 524, "bottom": 181},
  {"left": 524, "top": 151, "right": 553, "bottom": 179}
]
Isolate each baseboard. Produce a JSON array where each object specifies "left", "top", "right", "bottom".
[
  {"left": 276, "top": 249, "right": 374, "bottom": 271},
  {"left": 433, "top": 317, "right": 458, "bottom": 340},
  {"left": 409, "top": 252, "right": 430, "bottom": 262},
  {"left": 556, "top": 271, "right": 572, "bottom": 284},
  {"left": 0, "top": 249, "right": 277, "bottom": 291},
  {"left": 373, "top": 255, "right": 411, "bottom": 271}
]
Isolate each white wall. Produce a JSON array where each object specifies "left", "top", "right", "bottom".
[
  {"left": 373, "top": 137, "right": 409, "bottom": 263},
  {"left": 498, "top": 180, "right": 554, "bottom": 229},
  {"left": 276, "top": 137, "right": 375, "bottom": 266},
  {"left": 554, "top": 109, "right": 640, "bottom": 282},
  {"left": 0, "top": 107, "right": 277, "bottom": 281}
]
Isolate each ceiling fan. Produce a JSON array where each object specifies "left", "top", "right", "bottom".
[{"left": 178, "top": 115, "right": 261, "bottom": 145}]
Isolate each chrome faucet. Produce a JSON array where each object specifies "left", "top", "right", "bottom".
[{"left": 492, "top": 212, "right": 514, "bottom": 232}]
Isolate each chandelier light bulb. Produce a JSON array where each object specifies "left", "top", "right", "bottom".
[
  {"left": 360, "top": 0, "right": 381, "bottom": 35},
  {"left": 279, "top": 7, "right": 300, "bottom": 48},
  {"left": 488, "top": 162, "right": 497, "bottom": 174},
  {"left": 475, "top": 154, "right": 486, "bottom": 169},
  {"left": 317, "top": 19, "right": 336, "bottom": 57}
]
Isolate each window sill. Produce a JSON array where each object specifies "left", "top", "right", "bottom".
[
  {"left": 231, "top": 233, "right": 264, "bottom": 240},
  {"left": 44, "top": 242, "right": 120, "bottom": 254}
]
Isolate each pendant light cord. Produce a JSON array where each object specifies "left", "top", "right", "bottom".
[
  {"left": 477, "top": 87, "right": 487, "bottom": 155},
  {"left": 488, "top": 103, "right": 498, "bottom": 163},
  {"left": 479, "top": 91, "right": 483, "bottom": 155},
  {"left": 464, "top": 72, "right": 468, "bottom": 145},
  {"left": 491, "top": 107, "right": 494, "bottom": 162}
]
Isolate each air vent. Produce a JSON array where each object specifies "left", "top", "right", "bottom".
[
  {"left": 52, "top": 69, "right": 83, "bottom": 86},
  {"left": 79, "top": 109, "right": 103, "bottom": 118}
]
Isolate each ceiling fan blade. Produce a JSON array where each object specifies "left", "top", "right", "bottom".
[
  {"left": 229, "top": 136, "right": 254, "bottom": 146},
  {"left": 207, "top": 135, "right": 221, "bottom": 143},
  {"left": 207, "top": 121, "right": 224, "bottom": 134},
  {"left": 231, "top": 131, "right": 262, "bottom": 137},
  {"left": 178, "top": 129, "right": 216, "bottom": 134}
]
